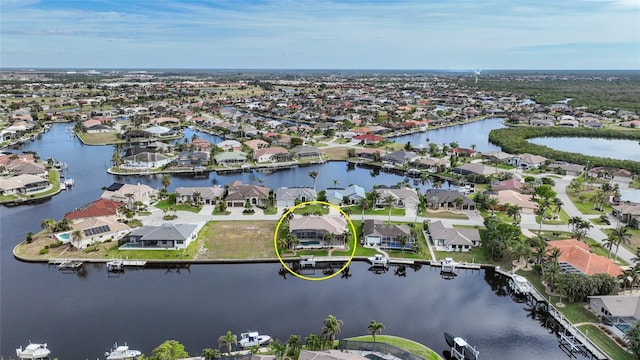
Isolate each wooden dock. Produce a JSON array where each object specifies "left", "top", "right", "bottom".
[{"left": 494, "top": 267, "right": 608, "bottom": 360}]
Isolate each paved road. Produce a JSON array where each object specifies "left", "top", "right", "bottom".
[{"left": 140, "top": 173, "right": 636, "bottom": 265}]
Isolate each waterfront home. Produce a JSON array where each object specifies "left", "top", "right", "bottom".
[
  {"left": 122, "top": 151, "right": 172, "bottom": 169},
  {"left": 275, "top": 187, "right": 317, "bottom": 207},
  {"left": 381, "top": 150, "right": 419, "bottom": 166},
  {"left": 489, "top": 190, "right": 538, "bottom": 214},
  {"left": 5, "top": 160, "right": 48, "bottom": 177},
  {"left": 289, "top": 145, "right": 322, "bottom": 160},
  {"left": 225, "top": 180, "right": 270, "bottom": 207},
  {"left": 612, "top": 202, "right": 640, "bottom": 229},
  {"left": 413, "top": 157, "right": 449, "bottom": 172},
  {"left": 101, "top": 182, "right": 159, "bottom": 206},
  {"left": 448, "top": 147, "right": 477, "bottom": 157},
  {"left": 253, "top": 147, "right": 291, "bottom": 163},
  {"left": 507, "top": 153, "right": 547, "bottom": 170},
  {"left": 452, "top": 163, "right": 500, "bottom": 177},
  {"left": 588, "top": 166, "right": 634, "bottom": 184},
  {"left": 60, "top": 217, "right": 130, "bottom": 249},
  {"left": 546, "top": 239, "right": 623, "bottom": 277},
  {"left": 173, "top": 151, "right": 209, "bottom": 167},
  {"left": 289, "top": 215, "right": 348, "bottom": 247},
  {"left": 191, "top": 138, "right": 212, "bottom": 152},
  {"left": 214, "top": 151, "right": 247, "bottom": 167},
  {"left": 588, "top": 294, "right": 640, "bottom": 327},
  {"left": 244, "top": 139, "right": 270, "bottom": 151},
  {"left": 175, "top": 186, "right": 224, "bottom": 205},
  {"left": 121, "top": 223, "right": 200, "bottom": 250},
  {"left": 150, "top": 116, "right": 180, "bottom": 125},
  {"left": 424, "top": 189, "right": 476, "bottom": 210},
  {"left": 362, "top": 219, "right": 415, "bottom": 250},
  {"left": 355, "top": 148, "right": 382, "bottom": 161},
  {"left": 144, "top": 125, "right": 176, "bottom": 137},
  {"left": 63, "top": 198, "right": 122, "bottom": 221},
  {"left": 0, "top": 174, "right": 50, "bottom": 196},
  {"left": 482, "top": 150, "right": 513, "bottom": 164},
  {"left": 325, "top": 184, "right": 366, "bottom": 205},
  {"left": 217, "top": 139, "right": 242, "bottom": 152},
  {"left": 373, "top": 187, "right": 420, "bottom": 212},
  {"left": 428, "top": 220, "right": 481, "bottom": 252}
]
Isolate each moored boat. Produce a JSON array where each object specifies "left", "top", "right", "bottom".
[
  {"left": 105, "top": 343, "right": 141, "bottom": 360},
  {"left": 16, "top": 342, "right": 51, "bottom": 360},
  {"left": 106, "top": 259, "right": 124, "bottom": 272},
  {"left": 441, "top": 258, "right": 457, "bottom": 274},
  {"left": 239, "top": 331, "right": 272, "bottom": 348},
  {"left": 509, "top": 274, "right": 531, "bottom": 295},
  {"left": 444, "top": 332, "right": 479, "bottom": 360},
  {"left": 367, "top": 254, "right": 388, "bottom": 267}
]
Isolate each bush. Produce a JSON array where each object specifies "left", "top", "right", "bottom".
[
  {"left": 39, "top": 248, "right": 49, "bottom": 254},
  {"left": 242, "top": 209, "right": 255, "bottom": 214}
]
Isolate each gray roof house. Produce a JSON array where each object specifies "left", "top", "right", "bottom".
[
  {"left": 289, "top": 145, "right": 322, "bottom": 160},
  {"left": 275, "top": 187, "right": 317, "bottom": 208},
  {"left": 289, "top": 215, "right": 348, "bottom": 248},
  {"left": 214, "top": 151, "right": 247, "bottom": 166},
  {"left": 175, "top": 186, "right": 225, "bottom": 205},
  {"left": 225, "top": 180, "right": 270, "bottom": 207},
  {"left": 374, "top": 187, "right": 420, "bottom": 211},
  {"left": 424, "top": 189, "right": 476, "bottom": 210},
  {"left": 325, "top": 184, "right": 366, "bottom": 205},
  {"left": 589, "top": 294, "right": 640, "bottom": 327},
  {"left": 362, "top": 219, "right": 414, "bottom": 250},
  {"left": 428, "top": 220, "right": 481, "bottom": 252},
  {"left": 123, "top": 223, "right": 200, "bottom": 250},
  {"left": 452, "top": 163, "right": 499, "bottom": 176},
  {"left": 382, "top": 150, "right": 419, "bottom": 165}
]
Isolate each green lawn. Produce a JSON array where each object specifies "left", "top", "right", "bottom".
[
  {"left": 155, "top": 195, "right": 202, "bottom": 213},
  {"left": 566, "top": 188, "right": 614, "bottom": 215},
  {"left": 293, "top": 203, "right": 330, "bottom": 215},
  {"left": 577, "top": 324, "right": 633, "bottom": 360},
  {"left": 348, "top": 205, "right": 406, "bottom": 217},
  {"left": 539, "top": 208, "right": 570, "bottom": 225},
  {"left": 346, "top": 335, "right": 442, "bottom": 360},
  {"left": 107, "top": 240, "right": 198, "bottom": 260},
  {"left": 420, "top": 209, "right": 469, "bottom": 219}
]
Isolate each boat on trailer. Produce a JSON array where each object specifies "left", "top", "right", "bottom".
[
  {"left": 445, "top": 332, "right": 479, "bottom": 360},
  {"left": 16, "top": 342, "right": 51, "bottom": 360},
  {"left": 105, "top": 343, "right": 142, "bottom": 360},
  {"left": 239, "top": 331, "right": 272, "bottom": 348}
]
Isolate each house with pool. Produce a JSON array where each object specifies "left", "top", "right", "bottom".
[
  {"left": 289, "top": 215, "right": 348, "bottom": 248},
  {"left": 55, "top": 217, "right": 130, "bottom": 249},
  {"left": 119, "top": 222, "right": 204, "bottom": 250}
]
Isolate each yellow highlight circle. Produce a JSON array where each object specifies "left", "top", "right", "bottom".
[{"left": 274, "top": 201, "right": 357, "bottom": 281}]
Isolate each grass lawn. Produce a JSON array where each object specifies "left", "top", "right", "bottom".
[
  {"left": 108, "top": 241, "right": 198, "bottom": 260},
  {"left": 420, "top": 209, "right": 469, "bottom": 219},
  {"left": 321, "top": 146, "right": 349, "bottom": 161},
  {"left": 346, "top": 335, "right": 442, "bottom": 360},
  {"left": 293, "top": 203, "right": 330, "bottom": 215},
  {"left": 198, "top": 221, "right": 277, "bottom": 259},
  {"left": 155, "top": 195, "right": 202, "bottom": 213},
  {"left": 76, "top": 132, "right": 121, "bottom": 145},
  {"left": 602, "top": 227, "right": 640, "bottom": 257},
  {"left": 577, "top": 324, "right": 633, "bottom": 360},
  {"left": 348, "top": 205, "right": 406, "bottom": 217},
  {"left": 566, "top": 188, "right": 613, "bottom": 215},
  {"left": 539, "top": 209, "right": 570, "bottom": 225}
]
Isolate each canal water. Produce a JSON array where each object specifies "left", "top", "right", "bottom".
[
  {"left": 1, "top": 121, "right": 591, "bottom": 359},
  {"left": 529, "top": 137, "right": 640, "bottom": 162}
]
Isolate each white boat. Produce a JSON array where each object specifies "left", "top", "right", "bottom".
[
  {"left": 441, "top": 258, "right": 457, "bottom": 273},
  {"left": 367, "top": 254, "right": 388, "bottom": 267},
  {"left": 105, "top": 343, "right": 141, "bottom": 360},
  {"left": 299, "top": 255, "right": 316, "bottom": 268},
  {"left": 239, "top": 331, "right": 272, "bottom": 348},
  {"left": 509, "top": 274, "right": 531, "bottom": 295},
  {"left": 64, "top": 178, "right": 74, "bottom": 187},
  {"left": 16, "top": 342, "right": 51, "bottom": 360},
  {"left": 445, "top": 332, "right": 479, "bottom": 360},
  {"left": 106, "top": 259, "right": 124, "bottom": 272}
]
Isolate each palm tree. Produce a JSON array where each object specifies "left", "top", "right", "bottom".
[
  {"left": 370, "top": 190, "right": 382, "bottom": 209},
  {"left": 367, "top": 320, "right": 385, "bottom": 343},
  {"left": 321, "top": 315, "right": 343, "bottom": 346},
  {"left": 192, "top": 191, "right": 201, "bottom": 206},
  {"left": 453, "top": 197, "right": 464, "bottom": 211},
  {"left": 603, "top": 234, "right": 616, "bottom": 258},
  {"left": 545, "top": 248, "right": 562, "bottom": 266},
  {"left": 506, "top": 204, "right": 522, "bottom": 223},
  {"left": 552, "top": 197, "right": 563, "bottom": 218},
  {"left": 383, "top": 194, "right": 396, "bottom": 224},
  {"left": 124, "top": 193, "right": 135, "bottom": 211},
  {"left": 41, "top": 218, "right": 56, "bottom": 237},
  {"left": 332, "top": 179, "right": 339, "bottom": 187},
  {"left": 308, "top": 170, "right": 318, "bottom": 190},
  {"left": 612, "top": 226, "right": 632, "bottom": 261},
  {"left": 358, "top": 197, "right": 369, "bottom": 221},
  {"left": 270, "top": 340, "right": 286, "bottom": 360},
  {"left": 218, "top": 331, "right": 237, "bottom": 355},
  {"left": 71, "top": 229, "right": 83, "bottom": 249},
  {"left": 486, "top": 197, "right": 498, "bottom": 215},
  {"left": 161, "top": 174, "right": 171, "bottom": 191}
]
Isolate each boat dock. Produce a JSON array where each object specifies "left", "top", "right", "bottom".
[
  {"left": 494, "top": 267, "right": 608, "bottom": 360},
  {"left": 49, "top": 258, "right": 147, "bottom": 267}
]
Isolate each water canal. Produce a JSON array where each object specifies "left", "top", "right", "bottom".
[{"left": 1, "top": 121, "right": 593, "bottom": 359}]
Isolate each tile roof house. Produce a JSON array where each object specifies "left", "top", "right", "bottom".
[
  {"left": 225, "top": 180, "right": 270, "bottom": 207},
  {"left": 374, "top": 187, "right": 420, "bottom": 211},
  {"left": 217, "top": 140, "right": 242, "bottom": 152},
  {"left": 547, "top": 162, "right": 585, "bottom": 176},
  {"left": 275, "top": 187, "right": 317, "bottom": 208},
  {"left": 64, "top": 198, "right": 122, "bottom": 220},
  {"left": 489, "top": 190, "right": 538, "bottom": 214},
  {"left": 547, "top": 239, "right": 623, "bottom": 277},
  {"left": 244, "top": 139, "right": 270, "bottom": 151},
  {"left": 491, "top": 179, "right": 524, "bottom": 192},
  {"left": 0, "top": 174, "right": 50, "bottom": 196},
  {"left": 254, "top": 147, "right": 291, "bottom": 163},
  {"left": 362, "top": 219, "right": 414, "bottom": 250},
  {"left": 424, "top": 189, "right": 476, "bottom": 210},
  {"left": 289, "top": 215, "right": 348, "bottom": 248},
  {"left": 123, "top": 223, "right": 201, "bottom": 250},
  {"left": 508, "top": 153, "right": 547, "bottom": 170},
  {"left": 612, "top": 202, "right": 640, "bottom": 229},
  {"left": 428, "top": 220, "right": 481, "bottom": 252},
  {"left": 352, "top": 134, "right": 384, "bottom": 145},
  {"left": 175, "top": 186, "right": 225, "bottom": 205},
  {"left": 63, "top": 217, "right": 130, "bottom": 249},
  {"left": 100, "top": 183, "right": 158, "bottom": 205}
]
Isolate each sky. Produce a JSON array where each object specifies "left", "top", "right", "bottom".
[{"left": 1, "top": 0, "right": 639, "bottom": 70}]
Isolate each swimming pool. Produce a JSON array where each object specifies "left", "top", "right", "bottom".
[
  {"left": 616, "top": 323, "right": 631, "bottom": 333},
  {"left": 300, "top": 240, "right": 320, "bottom": 246},
  {"left": 55, "top": 232, "right": 71, "bottom": 242}
]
